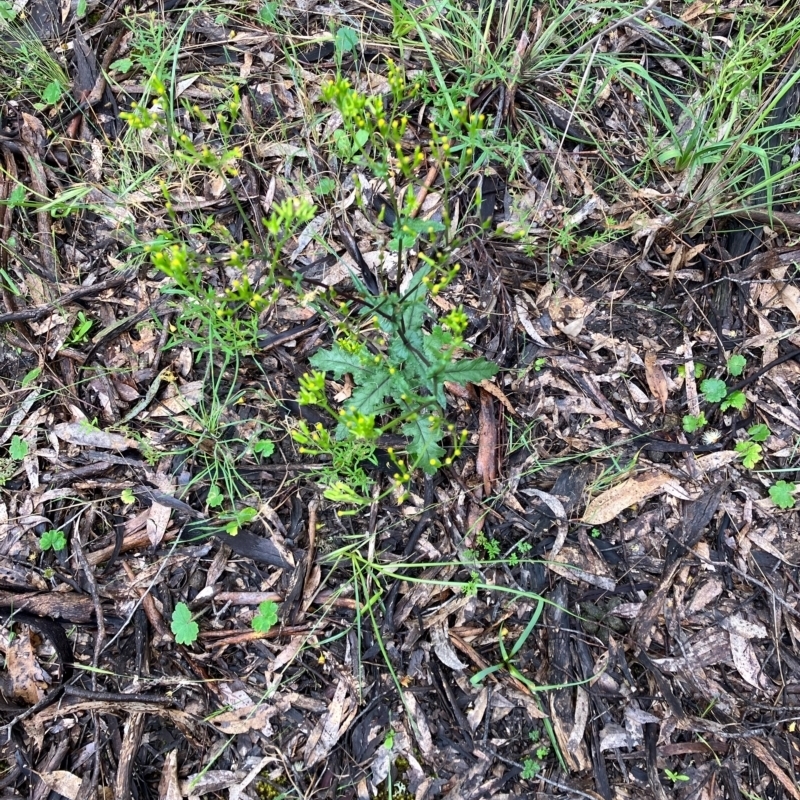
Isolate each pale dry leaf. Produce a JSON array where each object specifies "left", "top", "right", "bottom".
[
  {"left": 53, "top": 422, "right": 139, "bottom": 451},
  {"left": 158, "top": 750, "right": 181, "bottom": 800},
  {"left": 5, "top": 628, "right": 48, "bottom": 704},
  {"left": 179, "top": 770, "right": 237, "bottom": 797},
  {"left": 36, "top": 771, "right": 82, "bottom": 800},
  {"left": 728, "top": 632, "right": 771, "bottom": 691},
  {"left": 749, "top": 740, "right": 800, "bottom": 800},
  {"left": 403, "top": 690, "right": 435, "bottom": 757},
  {"left": 148, "top": 381, "right": 204, "bottom": 418},
  {"left": 429, "top": 621, "right": 467, "bottom": 670},
  {"left": 209, "top": 704, "right": 275, "bottom": 736},
  {"left": 479, "top": 379, "right": 517, "bottom": 415},
  {"left": 304, "top": 678, "right": 351, "bottom": 767},
  {"left": 644, "top": 351, "right": 669, "bottom": 412},
  {"left": 582, "top": 470, "right": 681, "bottom": 525},
  {"left": 270, "top": 635, "right": 304, "bottom": 672}
]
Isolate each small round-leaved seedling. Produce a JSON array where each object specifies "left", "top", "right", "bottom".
[
  {"left": 40, "top": 529, "right": 66, "bottom": 552},
  {"left": 251, "top": 600, "right": 279, "bottom": 633},
  {"left": 727, "top": 354, "right": 746, "bottom": 377},
  {"left": 171, "top": 602, "right": 199, "bottom": 645},
  {"left": 700, "top": 378, "right": 727, "bottom": 404},
  {"left": 769, "top": 481, "right": 796, "bottom": 509}
]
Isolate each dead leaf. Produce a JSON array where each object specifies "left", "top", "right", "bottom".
[
  {"left": 209, "top": 704, "right": 276, "bottom": 736},
  {"left": 582, "top": 471, "right": 685, "bottom": 526},
  {"left": 728, "top": 633, "right": 771, "bottom": 691},
  {"left": 5, "top": 628, "right": 48, "bottom": 704},
  {"left": 148, "top": 381, "right": 204, "bottom": 417},
  {"left": 644, "top": 351, "right": 670, "bottom": 411},
  {"left": 479, "top": 379, "right": 517, "bottom": 415},
  {"left": 158, "top": 750, "right": 181, "bottom": 800},
  {"left": 476, "top": 390, "right": 497, "bottom": 494},
  {"left": 429, "top": 621, "right": 467, "bottom": 670},
  {"left": 53, "top": 422, "right": 139, "bottom": 451},
  {"left": 304, "top": 677, "right": 355, "bottom": 767},
  {"left": 36, "top": 770, "right": 82, "bottom": 800}
]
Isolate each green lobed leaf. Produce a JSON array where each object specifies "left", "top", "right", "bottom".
[
  {"left": 769, "top": 481, "right": 796, "bottom": 509},
  {"left": 727, "top": 354, "right": 746, "bottom": 377},
  {"left": 439, "top": 357, "right": 498, "bottom": 386},
  {"left": 252, "top": 439, "right": 275, "bottom": 458},
  {"left": 207, "top": 485, "right": 224, "bottom": 508},
  {"left": 700, "top": 378, "right": 728, "bottom": 403},
  {"left": 402, "top": 416, "right": 446, "bottom": 474},
  {"left": 252, "top": 600, "right": 280, "bottom": 632},
  {"left": 40, "top": 529, "right": 66, "bottom": 552},
  {"left": 171, "top": 602, "right": 199, "bottom": 645},
  {"left": 720, "top": 390, "right": 746, "bottom": 412},
  {"left": 310, "top": 343, "right": 368, "bottom": 382},
  {"left": 10, "top": 436, "right": 28, "bottom": 460},
  {"left": 747, "top": 423, "right": 771, "bottom": 442}
]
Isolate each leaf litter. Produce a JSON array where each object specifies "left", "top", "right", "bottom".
[{"left": 1, "top": 0, "right": 800, "bottom": 798}]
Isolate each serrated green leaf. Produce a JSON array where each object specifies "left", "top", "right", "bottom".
[
  {"left": 171, "top": 603, "right": 199, "bottom": 645},
  {"left": 310, "top": 343, "right": 368, "bottom": 382},
  {"left": 720, "top": 389, "right": 746, "bottom": 412},
  {"left": 110, "top": 57, "right": 134, "bottom": 73},
  {"left": 439, "top": 357, "right": 498, "bottom": 386},
  {"left": 747, "top": 423, "right": 771, "bottom": 442},
  {"left": 402, "top": 416, "right": 446, "bottom": 474},
  {"left": 335, "top": 26, "right": 358, "bottom": 54},
  {"left": 7, "top": 184, "right": 26, "bottom": 208},
  {"left": 682, "top": 413, "right": 706, "bottom": 433},
  {"left": 700, "top": 378, "right": 728, "bottom": 403},
  {"left": 348, "top": 368, "right": 393, "bottom": 416},
  {"left": 735, "top": 440, "right": 762, "bottom": 469},
  {"left": 769, "top": 481, "right": 796, "bottom": 509},
  {"left": 120, "top": 488, "right": 135, "bottom": 505},
  {"left": 727, "top": 354, "right": 746, "bottom": 377}
]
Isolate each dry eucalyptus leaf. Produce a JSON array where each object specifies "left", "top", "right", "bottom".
[
  {"left": 53, "top": 423, "right": 139, "bottom": 451},
  {"left": 582, "top": 470, "right": 684, "bottom": 525}
]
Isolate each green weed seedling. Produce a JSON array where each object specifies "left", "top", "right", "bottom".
[
  {"left": 769, "top": 480, "right": 796, "bottom": 509},
  {"left": 664, "top": 768, "right": 690, "bottom": 784},
  {"left": 682, "top": 412, "right": 707, "bottom": 434},
  {"left": 735, "top": 424, "right": 771, "bottom": 470},
  {"left": 39, "top": 529, "right": 67, "bottom": 552},
  {"left": 9, "top": 436, "right": 28, "bottom": 460},
  {"left": 171, "top": 602, "right": 199, "bottom": 645},
  {"left": 293, "top": 64, "right": 501, "bottom": 507},
  {"left": 251, "top": 600, "right": 279, "bottom": 633}
]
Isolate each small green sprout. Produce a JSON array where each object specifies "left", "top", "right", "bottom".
[
  {"left": 251, "top": 439, "right": 275, "bottom": 458},
  {"left": 727, "top": 354, "right": 746, "bottom": 377},
  {"left": 682, "top": 412, "right": 707, "bottom": 433},
  {"left": 769, "top": 481, "right": 796, "bottom": 509},
  {"left": 40, "top": 529, "right": 67, "bottom": 552},
  {"left": 171, "top": 602, "right": 199, "bottom": 645},
  {"left": 735, "top": 440, "right": 762, "bottom": 469},
  {"left": 10, "top": 436, "right": 28, "bottom": 460},
  {"left": 720, "top": 390, "right": 746, "bottom": 412},
  {"left": 747, "top": 423, "right": 771, "bottom": 442},
  {"left": 664, "top": 768, "right": 689, "bottom": 784},
  {"left": 251, "top": 600, "right": 280, "bottom": 633},
  {"left": 700, "top": 378, "right": 727, "bottom": 403},
  {"left": 207, "top": 485, "right": 224, "bottom": 508},
  {"left": 120, "top": 488, "right": 136, "bottom": 505}
]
